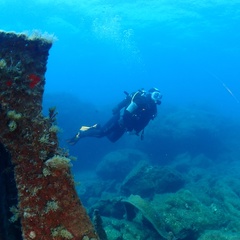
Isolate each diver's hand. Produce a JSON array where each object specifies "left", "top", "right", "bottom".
[{"left": 66, "top": 133, "right": 80, "bottom": 145}]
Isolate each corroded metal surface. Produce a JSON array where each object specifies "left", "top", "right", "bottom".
[{"left": 0, "top": 31, "right": 98, "bottom": 240}]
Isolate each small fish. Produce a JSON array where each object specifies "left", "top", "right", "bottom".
[{"left": 210, "top": 73, "right": 239, "bottom": 104}]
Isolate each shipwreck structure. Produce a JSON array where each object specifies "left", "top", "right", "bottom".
[{"left": 0, "top": 31, "right": 98, "bottom": 240}]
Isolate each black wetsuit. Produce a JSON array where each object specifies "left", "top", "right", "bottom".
[
  {"left": 122, "top": 91, "right": 157, "bottom": 135},
  {"left": 79, "top": 90, "right": 158, "bottom": 142}
]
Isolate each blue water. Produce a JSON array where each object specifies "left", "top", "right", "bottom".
[
  {"left": 2, "top": 0, "right": 239, "bottom": 165},
  {"left": 2, "top": 1, "right": 240, "bottom": 110}
]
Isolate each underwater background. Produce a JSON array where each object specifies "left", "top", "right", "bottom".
[{"left": 2, "top": 0, "right": 240, "bottom": 239}]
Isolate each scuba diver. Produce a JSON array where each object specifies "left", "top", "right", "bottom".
[{"left": 67, "top": 87, "right": 162, "bottom": 145}]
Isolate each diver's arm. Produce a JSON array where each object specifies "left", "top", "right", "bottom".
[{"left": 112, "top": 97, "right": 131, "bottom": 115}]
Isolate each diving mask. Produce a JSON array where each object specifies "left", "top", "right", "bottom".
[{"left": 151, "top": 91, "right": 162, "bottom": 104}]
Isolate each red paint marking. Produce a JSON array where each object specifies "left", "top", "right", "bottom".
[
  {"left": 6, "top": 80, "right": 13, "bottom": 87},
  {"left": 28, "top": 74, "right": 41, "bottom": 88}
]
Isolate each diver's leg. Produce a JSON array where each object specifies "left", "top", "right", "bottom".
[
  {"left": 101, "top": 113, "right": 120, "bottom": 135},
  {"left": 82, "top": 114, "right": 122, "bottom": 139},
  {"left": 106, "top": 125, "right": 125, "bottom": 142},
  {"left": 78, "top": 124, "right": 104, "bottom": 138},
  {"left": 67, "top": 114, "right": 122, "bottom": 145},
  {"left": 101, "top": 113, "right": 126, "bottom": 142},
  {"left": 67, "top": 124, "right": 104, "bottom": 145}
]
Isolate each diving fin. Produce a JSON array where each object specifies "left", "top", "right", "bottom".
[
  {"left": 79, "top": 124, "right": 98, "bottom": 132},
  {"left": 67, "top": 124, "right": 100, "bottom": 145}
]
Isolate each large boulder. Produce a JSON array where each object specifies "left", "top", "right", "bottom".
[{"left": 121, "top": 161, "right": 185, "bottom": 198}]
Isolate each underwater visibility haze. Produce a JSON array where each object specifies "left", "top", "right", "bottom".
[{"left": 2, "top": 0, "right": 240, "bottom": 239}]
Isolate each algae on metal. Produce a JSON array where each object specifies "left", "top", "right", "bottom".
[
  {"left": 0, "top": 31, "right": 98, "bottom": 240},
  {"left": 122, "top": 194, "right": 169, "bottom": 239}
]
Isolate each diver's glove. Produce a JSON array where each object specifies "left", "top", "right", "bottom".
[{"left": 67, "top": 132, "right": 81, "bottom": 145}]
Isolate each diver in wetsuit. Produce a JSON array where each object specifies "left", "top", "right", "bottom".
[{"left": 67, "top": 88, "right": 162, "bottom": 144}]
